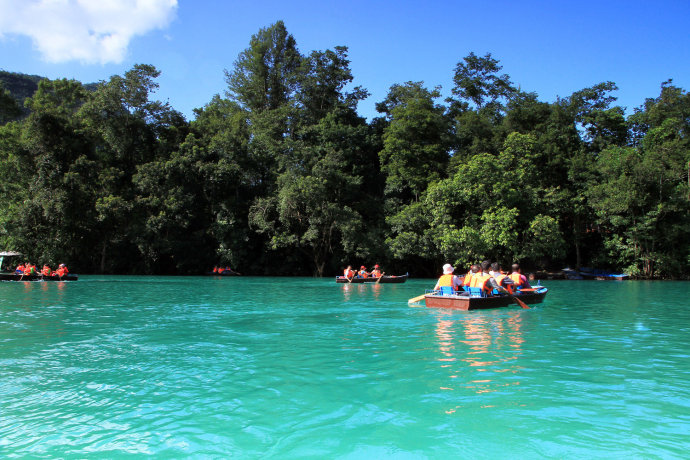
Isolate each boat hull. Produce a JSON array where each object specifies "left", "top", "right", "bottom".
[
  {"left": 0, "top": 273, "right": 78, "bottom": 281},
  {"left": 336, "top": 274, "right": 408, "bottom": 284},
  {"left": 424, "top": 288, "right": 548, "bottom": 310}
]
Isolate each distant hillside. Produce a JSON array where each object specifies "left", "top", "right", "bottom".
[
  {"left": 0, "top": 70, "right": 43, "bottom": 105},
  {"left": 0, "top": 70, "right": 99, "bottom": 119}
]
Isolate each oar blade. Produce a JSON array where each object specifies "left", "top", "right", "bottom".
[{"left": 408, "top": 294, "right": 426, "bottom": 304}]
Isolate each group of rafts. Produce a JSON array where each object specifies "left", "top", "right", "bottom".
[{"left": 411, "top": 261, "right": 548, "bottom": 311}]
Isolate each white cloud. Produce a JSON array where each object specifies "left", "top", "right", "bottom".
[{"left": 0, "top": 0, "right": 178, "bottom": 64}]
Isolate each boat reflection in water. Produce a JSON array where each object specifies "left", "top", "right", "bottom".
[{"left": 434, "top": 309, "right": 525, "bottom": 412}]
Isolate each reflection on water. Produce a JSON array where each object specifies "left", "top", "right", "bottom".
[{"left": 434, "top": 310, "right": 525, "bottom": 398}]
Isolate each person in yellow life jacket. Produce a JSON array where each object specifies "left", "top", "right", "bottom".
[
  {"left": 462, "top": 264, "right": 479, "bottom": 287},
  {"left": 471, "top": 261, "right": 502, "bottom": 296},
  {"left": 41, "top": 264, "right": 52, "bottom": 276},
  {"left": 509, "top": 264, "right": 531, "bottom": 290},
  {"left": 370, "top": 264, "right": 382, "bottom": 278},
  {"left": 434, "top": 263, "right": 461, "bottom": 292},
  {"left": 358, "top": 266, "right": 369, "bottom": 278},
  {"left": 344, "top": 265, "right": 356, "bottom": 279}
]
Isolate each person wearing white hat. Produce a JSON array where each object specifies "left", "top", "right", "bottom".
[{"left": 434, "top": 263, "right": 461, "bottom": 292}]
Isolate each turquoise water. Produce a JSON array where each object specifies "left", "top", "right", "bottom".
[{"left": 1, "top": 277, "right": 689, "bottom": 458}]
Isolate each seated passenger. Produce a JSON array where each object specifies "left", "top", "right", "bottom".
[
  {"left": 343, "top": 265, "right": 356, "bottom": 279},
  {"left": 434, "top": 263, "right": 461, "bottom": 293},
  {"left": 370, "top": 264, "right": 382, "bottom": 278},
  {"left": 358, "top": 266, "right": 368, "bottom": 278},
  {"left": 509, "top": 264, "right": 531, "bottom": 289}
]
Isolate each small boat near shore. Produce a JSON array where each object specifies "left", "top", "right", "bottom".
[
  {"left": 0, "top": 272, "right": 78, "bottom": 282},
  {"left": 207, "top": 270, "right": 241, "bottom": 276},
  {"left": 336, "top": 274, "right": 408, "bottom": 284},
  {"left": 422, "top": 287, "right": 548, "bottom": 310}
]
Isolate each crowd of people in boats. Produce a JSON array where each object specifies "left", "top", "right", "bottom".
[
  {"left": 433, "top": 261, "right": 532, "bottom": 296},
  {"left": 13, "top": 262, "right": 70, "bottom": 277},
  {"left": 211, "top": 266, "right": 239, "bottom": 274},
  {"left": 343, "top": 264, "right": 384, "bottom": 279}
]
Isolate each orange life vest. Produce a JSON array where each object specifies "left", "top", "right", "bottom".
[
  {"left": 471, "top": 272, "right": 493, "bottom": 293},
  {"left": 509, "top": 273, "right": 523, "bottom": 287},
  {"left": 371, "top": 269, "right": 382, "bottom": 278},
  {"left": 494, "top": 274, "right": 508, "bottom": 286},
  {"left": 437, "top": 273, "right": 454, "bottom": 287},
  {"left": 462, "top": 271, "right": 474, "bottom": 286}
]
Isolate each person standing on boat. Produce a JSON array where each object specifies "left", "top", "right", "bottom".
[
  {"left": 434, "top": 263, "right": 461, "bottom": 292},
  {"left": 509, "top": 264, "right": 531, "bottom": 289},
  {"left": 370, "top": 264, "right": 382, "bottom": 278}
]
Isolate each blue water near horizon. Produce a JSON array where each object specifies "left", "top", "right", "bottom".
[{"left": 1, "top": 276, "right": 689, "bottom": 458}]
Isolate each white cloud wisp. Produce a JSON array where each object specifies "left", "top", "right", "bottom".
[{"left": 0, "top": 0, "right": 178, "bottom": 64}]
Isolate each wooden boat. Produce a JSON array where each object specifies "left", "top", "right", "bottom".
[
  {"left": 336, "top": 273, "right": 408, "bottom": 284},
  {"left": 578, "top": 268, "right": 629, "bottom": 280},
  {"left": 207, "top": 269, "right": 241, "bottom": 276},
  {"left": 0, "top": 272, "right": 78, "bottom": 282},
  {"left": 423, "top": 287, "right": 548, "bottom": 310}
]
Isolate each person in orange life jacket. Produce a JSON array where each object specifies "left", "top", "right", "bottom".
[
  {"left": 23, "top": 263, "right": 37, "bottom": 275},
  {"left": 470, "top": 260, "right": 502, "bottom": 295},
  {"left": 358, "top": 266, "right": 369, "bottom": 278},
  {"left": 434, "top": 263, "right": 461, "bottom": 292},
  {"left": 15, "top": 263, "right": 25, "bottom": 274},
  {"left": 55, "top": 264, "right": 69, "bottom": 277},
  {"left": 344, "top": 265, "right": 356, "bottom": 279},
  {"left": 490, "top": 262, "right": 515, "bottom": 292},
  {"left": 370, "top": 264, "right": 382, "bottom": 278},
  {"left": 41, "top": 264, "right": 52, "bottom": 276},
  {"left": 509, "top": 264, "right": 531, "bottom": 289},
  {"left": 462, "top": 264, "right": 479, "bottom": 287}
]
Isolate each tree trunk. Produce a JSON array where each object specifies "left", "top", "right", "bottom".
[{"left": 100, "top": 240, "right": 107, "bottom": 273}]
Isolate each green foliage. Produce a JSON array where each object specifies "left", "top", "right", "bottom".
[{"left": 1, "top": 26, "right": 688, "bottom": 278}]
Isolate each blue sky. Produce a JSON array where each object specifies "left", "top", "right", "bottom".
[{"left": 1, "top": 0, "right": 689, "bottom": 121}]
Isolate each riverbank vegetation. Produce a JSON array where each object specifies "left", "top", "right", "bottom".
[{"left": 1, "top": 21, "right": 688, "bottom": 278}]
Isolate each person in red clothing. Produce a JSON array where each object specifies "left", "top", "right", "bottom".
[
  {"left": 41, "top": 264, "right": 52, "bottom": 276},
  {"left": 55, "top": 264, "right": 69, "bottom": 277},
  {"left": 358, "top": 266, "right": 369, "bottom": 278},
  {"left": 15, "top": 263, "right": 25, "bottom": 274}
]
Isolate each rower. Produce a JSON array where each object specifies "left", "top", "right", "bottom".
[
  {"left": 370, "top": 264, "right": 382, "bottom": 278},
  {"left": 344, "top": 265, "right": 356, "bottom": 279},
  {"left": 41, "top": 264, "right": 52, "bottom": 276},
  {"left": 358, "top": 266, "right": 369, "bottom": 278},
  {"left": 509, "top": 264, "right": 531, "bottom": 290}
]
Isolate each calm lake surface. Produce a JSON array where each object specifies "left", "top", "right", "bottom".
[{"left": 1, "top": 276, "right": 689, "bottom": 458}]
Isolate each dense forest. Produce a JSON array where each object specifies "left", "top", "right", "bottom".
[{"left": 1, "top": 21, "right": 689, "bottom": 278}]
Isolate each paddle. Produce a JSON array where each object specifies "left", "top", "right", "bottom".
[
  {"left": 376, "top": 272, "right": 385, "bottom": 284},
  {"left": 408, "top": 294, "right": 426, "bottom": 304},
  {"left": 497, "top": 286, "right": 529, "bottom": 309}
]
